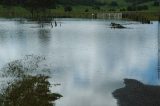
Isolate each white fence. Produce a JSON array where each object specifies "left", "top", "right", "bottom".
[{"left": 97, "top": 13, "right": 123, "bottom": 19}]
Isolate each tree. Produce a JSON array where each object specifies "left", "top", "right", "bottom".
[
  {"left": 0, "top": 0, "right": 56, "bottom": 18},
  {"left": 85, "top": 9, "right": 89, "bottom": 12},
  {"left": 56, "top": 0, "right": 104, "bottom": 6},
  {"left": 125, "top": 0, "right": 153, "bottom": 5},
  {"left": 153, "top": 1, "right": 160, "bottom": 6},
  {"left": 24, "top": 0, "right": 56, "bottom": 18},
  {"left": 0, "top": 0, "right": 26, "bottom": 6},
  {"left": 137, "top": 5, "right": 148, "bottom": 11},
  {"left": 92, "top": 6, "right": 100, "bottom": 10},
  {"left": 110, "top": 1, "right": 118, "bottom": 7},
  {"left": 127, "top": 6, "right": 136, "bottom": 11},
  {"left": 0, "top": 55, "right": 63, "bottom": 106},
  {"left": 64, "top": 6, "right": 72, "bottom": 12},
  {"left": 120, "top": 8, "right": 126, "bottom": 11},
  {"left": 2, "top": 75, "right": 62, "bottom": 106},
  {"left": 0, "top": 0, "right": 19, "bottom": 17}
]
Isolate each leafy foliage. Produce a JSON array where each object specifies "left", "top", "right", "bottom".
[
  {"left": 0, "top": 55, "right": 62, "bottom": 106},
  {"left": 2, "top": 75, "right": 62, "bottom": 106}
]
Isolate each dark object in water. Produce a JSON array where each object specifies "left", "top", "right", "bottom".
[
  {"left": 141, "top": 19, "right": 151, "bottom": 24},
  {"left": 55, "top": 21, "right": 57, "bottom": 27},
  {"left": 112, "top": 79, "right": 160, "bottom": 106},
  {"left": 110, "top": 23, "right": 126, "bottom": 29},
  {"left": 1, "top": 75, "right": 62, "bottom": 106}
]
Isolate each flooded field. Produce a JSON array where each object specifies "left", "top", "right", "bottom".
[{"left": 0, "top": 18, "right": 159, "bottom": 106}]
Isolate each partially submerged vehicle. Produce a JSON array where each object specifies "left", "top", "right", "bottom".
[{"left": 110, "top": 22, "right": 126, "bottom": 29}]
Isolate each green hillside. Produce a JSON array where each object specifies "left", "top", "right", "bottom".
[
  {"left": 55, "top": 0, "right": 160, "bottom": 12},
  {"left": 0, "top": 0, "right": 159, "bottom": 19}
]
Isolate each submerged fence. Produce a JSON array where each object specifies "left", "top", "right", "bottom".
[
  {"left": 97, "top": 13, "right": 122, "bottom": 19},
  {"left": 158, "top": 21, "right": 160, "bottom": 79}
]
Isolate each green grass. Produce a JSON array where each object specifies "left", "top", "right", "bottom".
[{"left": 0, "top": 1, "right": 159, "bottom": 20}]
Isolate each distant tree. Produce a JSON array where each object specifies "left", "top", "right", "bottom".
[
  {"left": 109, "top": 8, "right": 116, "bottom": 11},
  {"left": 57, "top": 0, "right": 104, "bottom": 6},
  {"left": 127, "top": 6, "right": 136, "bottom": 11},
  {"left": 125, "top": 0, "right": 138, "bottom": 4},
  {"left": 0, "top": 0, "right": 26, "bottom": 6},
  {"left": 137, "top": 5, "right": 148, "bottom": 10},
  {"left": 110, "top": 1, "right": 118, "bottom": 7},
  {"left": 92, "top": 6, "right": 100, "bottom": 10},
  {"left": 85, "top": 8, "right": 89, "bottom": 12},
  {"left": 64, "top": 6, "right": 72, "bottom": 12},
  {"left": 153, "top": 1, "right": 160, "bottom": 6},
  {"left": 0, "top": 0, "right": 14, "bottom": 6},
  {"left": 120, "top": 8, "right": 126, "bottom": 11},
  {"left": 127, "top": 5, "right": 148, "bottom": 11},
  {"left": 125, "top": 0, "right": 153, "bottom": 5},
  {"left": 24, "top": 0, "right": 56, "bottom": 18},
  {"left": 2, "top": 75, "right": 62, "bottom": 106},
  {"left": 0, "top": 0, "right": 18, "bottom": 16}
]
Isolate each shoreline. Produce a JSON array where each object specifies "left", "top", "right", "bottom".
[{"left": 0, "top": 7, "right": 159, "bottom": 21}]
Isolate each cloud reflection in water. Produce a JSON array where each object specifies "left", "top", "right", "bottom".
[{"left": 0, "top": 19, "right": 158, "bottom": 106}]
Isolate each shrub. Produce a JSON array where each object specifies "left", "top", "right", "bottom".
[
  {"left": 85, "top": 9, "right": 89, "bottom": 12},
  {"left": 120, "top": 8, "right": 126, "bottom": 11},
  {"left": 64, "top": 5, "right": 72, "bottom": 12}
]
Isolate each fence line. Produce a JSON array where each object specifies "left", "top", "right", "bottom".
[{"left": 158, "top": 21, "right": 160, "bottom": 79}]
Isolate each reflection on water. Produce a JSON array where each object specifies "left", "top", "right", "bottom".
[
  {"left": 0, "top": 19, "right": 159, "bottom": 106},
  {"left": 0, "top": 55, "right": 62, "bottom": 106},
  {"left": 113, "top": 79, "right": 160, "bottom": 106}
]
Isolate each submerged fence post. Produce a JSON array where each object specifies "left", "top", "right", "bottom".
[{"left": 158, "top": 20, "right": 160, "bottom": 79}]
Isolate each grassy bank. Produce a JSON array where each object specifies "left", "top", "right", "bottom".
[{"left": 0, "top": 5, "right": 159, "bottom": 20}]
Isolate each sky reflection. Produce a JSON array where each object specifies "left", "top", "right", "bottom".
[{"left": 0, "top": 19, "right": 159, "bottom": 106}]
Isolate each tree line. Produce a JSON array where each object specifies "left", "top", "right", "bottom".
[
  {"left": 125, "top": 0, "right": 154, "bottom": 5},
  {"left": 0, "top": 0, "right": 104, "bottom": 7},
  {"left": 0, "top": 0, "right": 56, "bottom": 18},
  {"left": 0, "top": 0, "right": 105, "bottom": 18},
  {"left": 56, "top": 0, "right": 105, "bottom": 5}
]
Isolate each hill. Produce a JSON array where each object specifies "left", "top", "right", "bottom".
[
  {"left": 0, "top": 0, "right": 159, "bottom": 19},
  {"left": 55, "top": 0, "right": 159, "bottom": 12}
]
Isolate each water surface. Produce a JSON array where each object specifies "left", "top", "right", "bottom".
[{"left": 0, "top": 18, "right": 159, "bottom": 106}]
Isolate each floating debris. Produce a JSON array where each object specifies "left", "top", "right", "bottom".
[{"left": 110, "top": 22, "right": 126, "bottom": 29}]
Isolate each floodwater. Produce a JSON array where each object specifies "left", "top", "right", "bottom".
[{"left": 0, "top": 18, "right": 159, "bottom": 106}]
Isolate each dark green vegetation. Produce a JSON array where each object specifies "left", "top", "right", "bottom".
[
  {"left": 0, "top": 55, "right": 62, "bottom": 106},
  {"left": 0, "top": 0, "right": 56, "bottom": 19},
  {"left": 2, "top": 75, "right": 62, "bottom": 106},
  {"left": 113, "top": 79, "right": 160, "bottom": 106},
  {"left": 0, "top": 0, "right": 159, "bottom": 19}
]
